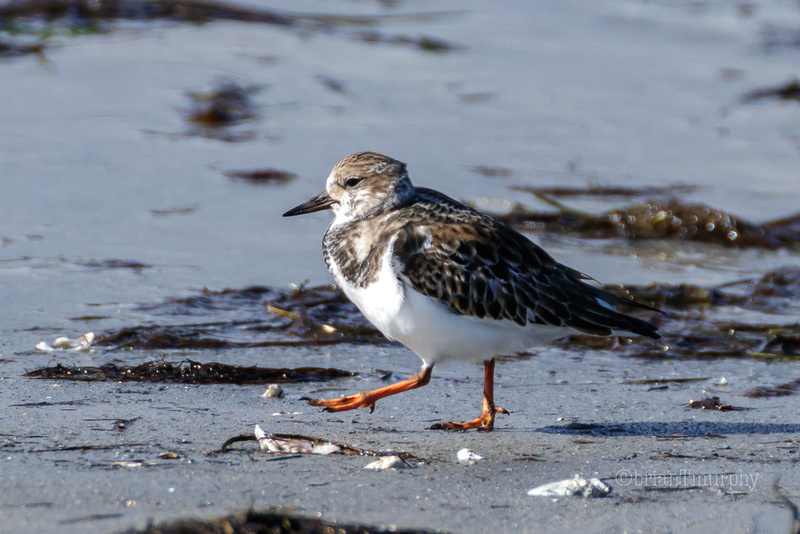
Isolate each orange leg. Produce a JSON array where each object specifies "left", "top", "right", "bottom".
[
  {"left": 429, "top": 358, "right": 509, "bottom": 432},
  {"left": 306, "top": 365, "right": 433, "bottom": 413}
]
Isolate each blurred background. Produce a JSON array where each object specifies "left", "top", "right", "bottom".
[{"left": 1, "top": 0, "right": 799, "bottom": 336}]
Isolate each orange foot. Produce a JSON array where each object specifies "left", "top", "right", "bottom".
[
  {"left": 429, "top": 406, "right": 510, "bottom": 432},
  {"left": 308, "top": 392, "right": 377, "bottom": 413},
  {"left": 306, "top": 366, "right": 432, "bottom": 414},
  {"left": 428, "top": 357, "right": 508, "bottom": 432}
]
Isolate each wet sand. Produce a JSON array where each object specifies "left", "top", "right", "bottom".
[{"left": 2, "top": 344, "right": 799, "bottom": 532}]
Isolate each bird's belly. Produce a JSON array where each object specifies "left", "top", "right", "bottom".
[
  {"left": 329, "top": 255, "right": 572, "bottom": 366},
  {"left": 387, "top": 282, "right": 573, "bottom": 366}
]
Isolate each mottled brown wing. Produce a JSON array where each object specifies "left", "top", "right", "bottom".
[{"left": 394, "top": 193, "right": 659, "bottom": 338}]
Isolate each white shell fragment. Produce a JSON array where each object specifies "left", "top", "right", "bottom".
[
  {"left": 254, "top": 424, "right": 340, "bottom": 455},
  {"left": 36, "top": 332, "right": 95, "bottom": 352},
  {"left": 364, "top": 455, "right": 407, "bottom": 470},
  {"left": 713, "top": 376, "right": 728, "bottom": 386},
  {"left": 310, "top": 443, "right": 341, "bottom": 455},
  {"left": 457, "top": 448, "right": 484, "bottom": 462},
  {"left": 261, "top": 384, "right": 284, "bottom": 398},
  {"left": 113, "top": 460, "right": 149, "bottom": 468},
  {"left": 527, "top": 475, "right": 612, "bottom": 498}
]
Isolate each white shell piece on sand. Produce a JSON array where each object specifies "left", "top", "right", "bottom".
[
  {"left": 254, "top": 424, "right": 340, "bottom": 455},
  {"left": 113, "top": 460, "right": 149, "bottom": 468},
  {"left": 364, "top": 455, "right": 407, "bottom": 470},
  {"left": 261, "top": 384, "right": 284, "bottom": 398},
  {"left": 457, "top": 448, "right": 484, "bottom": 462},
  {"left": 527, "top": 475, "right": 612, "bottom": 498},
  {"left": 36, "top": 332, "right": 95, "bottom": 352},
  {"left": 310, "top": 443, "right": 340, "bottom": 455}
]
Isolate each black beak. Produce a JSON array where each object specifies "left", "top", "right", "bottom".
[{"left": 283, "top": 191, "right": 335, "bottom": 217}]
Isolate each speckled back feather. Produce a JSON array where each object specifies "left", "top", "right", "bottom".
[{"left": 393, "top": 189, "right": 660, "bottom": 338}]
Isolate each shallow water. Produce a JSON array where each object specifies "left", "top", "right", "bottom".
[{"left": 2, "top": 1, "right": 800, "bottom": 532}]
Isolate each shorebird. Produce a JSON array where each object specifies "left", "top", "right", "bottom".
[{"left": 284, "top": 152, "right": 660, "bottom": 430}]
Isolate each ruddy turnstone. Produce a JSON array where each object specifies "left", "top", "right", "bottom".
[{"left": 284, "top": 152, "right": 660, "bottom": 431}]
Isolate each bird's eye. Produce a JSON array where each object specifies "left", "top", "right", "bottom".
[{"left": 344, "top": 177, "right": 363, "bottom": 188}]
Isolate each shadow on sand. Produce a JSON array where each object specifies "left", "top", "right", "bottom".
[{"left": 539, "top": 421, "right": 800, "bottom": 436}]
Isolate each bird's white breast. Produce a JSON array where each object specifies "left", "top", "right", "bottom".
[
  {"left": 391, "top": 282, "right": 571, "bottom": 366},
  {"left": 326, "top": 236, "right": 406, "bottom": 337}
]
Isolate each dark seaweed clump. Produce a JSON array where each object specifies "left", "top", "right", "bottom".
[
  {"left": 608, "top": 265, "right": 800, "bottom": 312},
  {"left": 687, "top": 396, "right": 747, "bottom": 411},
  {"left": 491, "top": 198, "right": 800, "bottom": 249},
  {"left": 353, "top": 31, "right": 459, "bottom": 53},
  {"left": 95, "top": 283, "right": 384, "bottom": 351},
  {"left": 25, "top": 359, "right": 355, "bottom": 384},
  {"left": 120, "top": 509, "right": 437, "bottom": 534},
  {"left": 0, "top": 38, "right": 45, "bottom": 58},
  {"left": 511, "top": 183, "right": 697, "bottom": 198},
  {"left": 742, "top": 78, "right": 800, "bottom": 103},
  {"left": 185, "top": 82, "right": 259, "bottom": 125},
  {"left": 558, "top": 266, "right": 800, "bottom": 362},
  {"left": 0, "top": 0, "right": 296, "bottom": 27},
  {"left": 0, "top": 0, "right": 461, "bottom": 57},
  {"left": 745, "top": 378, "right": 800, "bottom": 399},
  {"left": 224, "top": 169, "right": 296, "bottom": 185},
  {"left": 181, "top": 81, "right": 260, "bottom": 142},
  {"left": 72, "top": 258, "right": 152, "bottom": 272}
]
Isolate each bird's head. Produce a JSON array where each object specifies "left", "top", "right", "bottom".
[{"left": 283, "top": 152, "right": 414, "bottom": 222}]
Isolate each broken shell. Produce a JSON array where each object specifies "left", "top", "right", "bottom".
[
  {"left": 36, "top": 332, "right": 95, "bottom": 352},
  {"left": 255, "top": 424, "right": 305, "bottom": 453},
  {"left": 527, "top": 475, "right": 612, "bottom": 498},
  {"left": 113, "top": 460, "right": 149, "bottom": 468},
  {"left": 254, "top": 424, "right": 339, "bottom": 455},
  {"left": 457, "top": 448, "right": 483, "bottom": 462},
  {"left": 261, "top": 384, "right": 284, "bottom": 398},
  {"left": 311, "top": 443, "right": 341, "bottom": 455},
  {"left": 364, "top": 455, "right": 407, "bottom": 470}
]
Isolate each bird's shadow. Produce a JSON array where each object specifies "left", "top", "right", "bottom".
[{"left": 537, "top": 421, "right": 800, "bottom": 437}]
